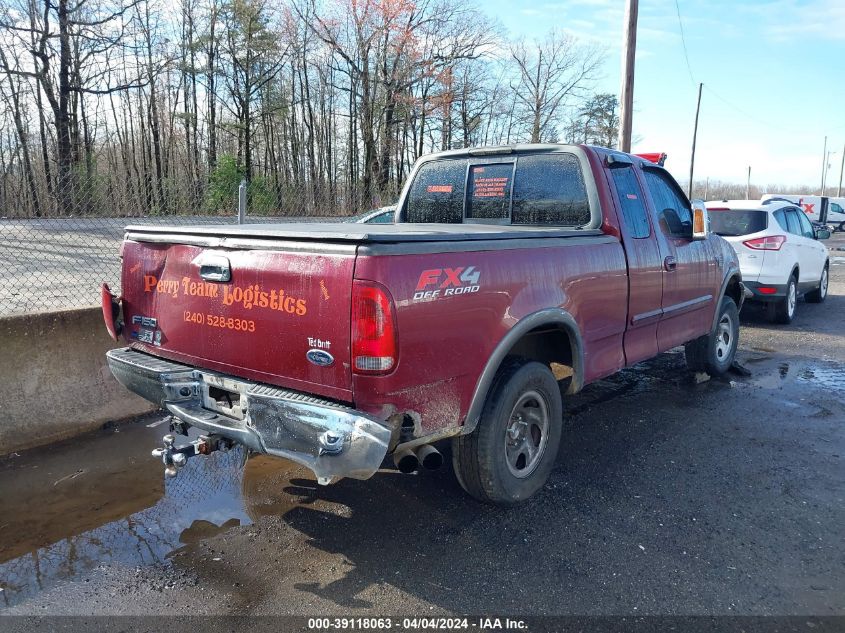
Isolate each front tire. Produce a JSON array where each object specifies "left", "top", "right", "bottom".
[
  {"left": 805, "top": 265, "right": 828, "bottom": 304},
  {"left": 453, "top": 360, "right": 562, "bottom": 505},
  {"left": 769, "top": 275, "right": 797, "bottom": 324},
  {"left": 684, "top": 296, "right": 740, "bottom": 376}
]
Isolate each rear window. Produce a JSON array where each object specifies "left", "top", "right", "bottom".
[
  {"left": 708, "top": 210, "right": 768, "bottom": 236},
  {"left": 405, "top": 153, "right": 591, "bottom": 226}
]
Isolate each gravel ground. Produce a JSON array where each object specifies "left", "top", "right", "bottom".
[{"left": 1, "top": 234, "right": 844, "bottom": 624}]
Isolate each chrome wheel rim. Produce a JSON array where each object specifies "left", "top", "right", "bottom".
[
  {"left": 715, "top": 312, "right": 734, "bottom": 363},
  {"left": 820, "top": 269, "right": 828, "bottom": 299},
  {"left": 504, "top": 390, "right": 550, "bottom": 479},
  {"left": 787, "top": 282, "right": 796, "bottom": 317}
]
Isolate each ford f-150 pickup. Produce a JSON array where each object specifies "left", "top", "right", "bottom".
[{"left": 103, "top": 144, "right": 743, "bottom": 504}]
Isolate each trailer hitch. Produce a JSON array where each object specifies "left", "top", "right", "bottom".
[{"left": 151, "top": 432, "right": 233, "bottom": 478}]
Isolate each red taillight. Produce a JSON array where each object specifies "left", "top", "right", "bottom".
[
  {"left": 101, "top": 282, "right": 122, "bottom": 341},
  {"left": 743, "top": 235, "right": 786, "bottom": 250},
  {"left": 758, "top": 287, "right": 778, "bottom": 295},
  {"left": 351, "top": 281, "right": 397, "bottom": 375}
]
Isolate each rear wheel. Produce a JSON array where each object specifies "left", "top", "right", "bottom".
[
  {"left": 769, "top": 275, "right": 797, "bottom": 324},
  {"left": 805, "top": 265, "right": 828, "bottom": 304},
  {"left": 684, "top": 296, "right": 739, "bottom": 376},
  {"left": 453, "top": 360, "right": 562, "bottom": 505}
]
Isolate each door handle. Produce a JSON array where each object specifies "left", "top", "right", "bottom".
[
  {"left": 195, "top": 254, "right": 232, "bottom": 282},
  {"left": 664, "top": 256, "right": 677, "bottom": 271}
]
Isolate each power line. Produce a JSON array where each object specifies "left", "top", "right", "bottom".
[
  {"left": 673, "top": 0, "right": 696, "bottom": 87},
  {"left": 703, "top": 85, "right": 807, "bottom": 134}
]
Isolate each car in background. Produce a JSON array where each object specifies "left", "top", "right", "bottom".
[
  {"left": 705, "top": 199, "right": 830, "bottom": 324},
  {"left": 347, "top": 206, "right": 395, "bottom": 224}
]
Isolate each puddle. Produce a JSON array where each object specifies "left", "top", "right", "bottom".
[
  {"left": 740, "top": 356, "right": 845, "bottom": 396},
  {"left": 0, "top": 421, "right": 312, "bottom": 608}
]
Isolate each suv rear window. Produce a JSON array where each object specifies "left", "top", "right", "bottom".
[
  {"left": 709, "top": 210, "right": 768, "bottom": 236},
  {"left": 405, "top": 153, "right": 591, "bottom": 226}
]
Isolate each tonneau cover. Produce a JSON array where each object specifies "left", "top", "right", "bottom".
[{"left": 125, "top": 222, "right": 603, "bottom": 243}]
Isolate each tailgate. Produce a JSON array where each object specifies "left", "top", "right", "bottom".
[{"left": 120, "top": 237, "right": 356, "bottom": 402}]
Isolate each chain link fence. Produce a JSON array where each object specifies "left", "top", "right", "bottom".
[{"left": 0, "top": 175, "right": 372, "bottom": 316}]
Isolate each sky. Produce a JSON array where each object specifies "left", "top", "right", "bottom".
[{"left": 483, "top": 0, "right": 845, "bottom": 190}]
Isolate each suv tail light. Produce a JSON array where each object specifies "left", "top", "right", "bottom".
[
  {"left": 352, "top": 281, "right": 397, "bottom": 375},
  {"left": 743, "top": 235, "right": 786, "bottom": 250}
]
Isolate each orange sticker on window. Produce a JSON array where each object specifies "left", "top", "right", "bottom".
[
  {"left": 427, "top": 185, "right": 453, "bottom": 193},
  {"left": 627, "top": 193, "right": 637, "bottom": 200}
]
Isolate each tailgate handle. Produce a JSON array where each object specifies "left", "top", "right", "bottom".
[{"left": 197, "top": 255, "right": 231, "bottom": 282}]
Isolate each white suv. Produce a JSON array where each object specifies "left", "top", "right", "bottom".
[{"left": 705, "top": 199, "right": 830, "bottom": 324}]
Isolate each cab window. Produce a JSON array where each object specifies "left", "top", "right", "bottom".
[
  {"left": 609, "top": 167, "right": 650, "bottom": 238},
  {"left": 642, "top": 169, "right": 692, "bottom": 238}
]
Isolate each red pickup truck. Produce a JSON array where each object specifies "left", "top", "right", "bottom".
[{"left": 103, "top": 144, "right": 743, "bottom": 504}]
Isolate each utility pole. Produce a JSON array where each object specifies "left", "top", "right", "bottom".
[
  {"left": 746, "top": 166, "right": 751, "bottom": 200},
  {"left": 617, "top": 0, "right": 638, "bottom": 152},
  {"left": 820, "top": 136, "right": 827, "bottom": 194},
  {"left": 838, "top": 143, "right": 844, "bottom": 197},
  {"left": 688, "top": 82, "right": 703, "bottom": 200}
]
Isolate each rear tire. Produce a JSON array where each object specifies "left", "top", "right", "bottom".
[
  {"left": 452, "top": 360, "right": 562, "bottom": 505},
  {"left": 684, "top": 296, "right": 739, "bottom": 376},
  {"left": 769, "top": 275, "right": 797, "bottom": 324},
  {"left": 805, "top": 265, "right": 828, "bottom": 304}
]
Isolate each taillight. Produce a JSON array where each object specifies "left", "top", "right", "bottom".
[
  {"left": 352, "top": 281, "right": 397, "bottom": 375},
  {"left": 743, "top": 235, "right": 785, "bottom": 250},
  {"left": 101, "top": 282, "right": 122, "bottom": 341}
]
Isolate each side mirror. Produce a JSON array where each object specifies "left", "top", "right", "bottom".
[
  {"left": 691, "top": 199, "right": 710, "bottom": 240},
  {"left": 816, "top": 228, "right": 831, "bottom": 240}
]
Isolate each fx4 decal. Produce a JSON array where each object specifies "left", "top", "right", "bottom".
[{"left": 413, "top": 266, "right": 481, "bottom": 301}]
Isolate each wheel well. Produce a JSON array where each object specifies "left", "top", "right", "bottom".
[
  {"left": 792, "top": 265, "right": 799, "bottom": 281},
  {"left": 724, "top": 275, "right": 743, "bottom": 306},
  {"left": 505, "top": 325, "right": 574, "bottom": 383}
]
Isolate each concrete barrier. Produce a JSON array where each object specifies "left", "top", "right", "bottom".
[{"left": 0, "top": 307, "right": 156, "bottom": 455}]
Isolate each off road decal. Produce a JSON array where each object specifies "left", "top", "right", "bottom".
[
  {"left": 143, "top": 274, "right": 307, "bottom": 316},
  {"left": 413, "top": 266, "right": 481, "bottom": 301}
]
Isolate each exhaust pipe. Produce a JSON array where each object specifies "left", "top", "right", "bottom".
[
  {"left": 393, "top": 448, "right": 419, "bottom": 474},
  {"left": 415, "top": 444, "right": 443, "bottom": 471}
]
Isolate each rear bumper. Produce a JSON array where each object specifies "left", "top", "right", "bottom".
[
  {"left": 743, "top": 281, "right": 787, "bottom": 302},
  {"left": 106, "top": 348, "right": 391, "bottom": 482}
]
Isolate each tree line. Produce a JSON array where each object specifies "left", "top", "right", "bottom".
[{"left": 0, "top": 0, "right": 621, "bottom": 218}]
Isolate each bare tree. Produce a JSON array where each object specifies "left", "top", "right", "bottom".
[{"left": 509, "top": 29, "right": 602, "bottom": 143}]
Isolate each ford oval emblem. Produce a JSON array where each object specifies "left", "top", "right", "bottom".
[{"left": 306, "top": 349, "right": 334, "bottom": 367}]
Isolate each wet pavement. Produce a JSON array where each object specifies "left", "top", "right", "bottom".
[{"left": 1, "top": 237, "right": 844, "bottom": 617}]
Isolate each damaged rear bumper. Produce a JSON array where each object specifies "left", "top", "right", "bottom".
[{"left": 106, "top": 348, "right": 391, "bottom": 482}]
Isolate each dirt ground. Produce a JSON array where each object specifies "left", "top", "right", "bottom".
[{"left": 1, "top": 234, "right": 844, "bottom": 622}]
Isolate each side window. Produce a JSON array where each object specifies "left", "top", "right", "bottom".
[
  {"left": 831, "top": 203, "right": 844, "bottom": 214},
  {"left": 784, "top": 209, "right": 802, "bottom": 235},
  {"left": 609, "top": 167, "right": 650, "bottom": 238},
  {"left": 642, "top": 169, "right": 692, "bottom": 238},
  {"left": 795, "top": 209, "right": 815, "bottom": 238},
  {"left": 511, "top": 154, "right": 591, "bottom": 226},
  {"left": 773, "top": 209, "right": 788, "bottom": 231}
]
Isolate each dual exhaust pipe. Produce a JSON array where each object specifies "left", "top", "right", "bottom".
[{"left": 393, "top": 444, "right": 443, "bottom": 474}]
